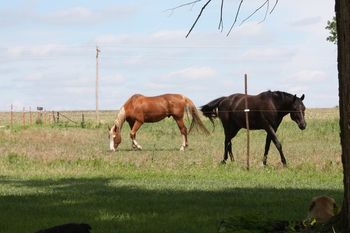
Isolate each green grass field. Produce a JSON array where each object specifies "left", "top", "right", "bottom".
[{"left": 0, "top": 108, "right": 343, "bottom": 233}]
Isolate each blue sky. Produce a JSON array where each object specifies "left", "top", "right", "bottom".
[{"left": 1, "top": 0, "right": 337, "bottom": 111}]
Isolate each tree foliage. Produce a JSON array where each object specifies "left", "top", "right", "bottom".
[{"left": 326, "top": 16, "right": 337, "bottom": 44}]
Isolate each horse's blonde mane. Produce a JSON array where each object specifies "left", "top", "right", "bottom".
[{"left": 114, "top": 107, "right": 126, "bottom": 129}]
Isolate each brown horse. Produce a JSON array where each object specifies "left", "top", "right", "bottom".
[{"left": 109, "top": 94, "right": 209, "bottom": 151}]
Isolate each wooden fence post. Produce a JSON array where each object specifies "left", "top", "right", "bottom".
[
  {"left": 22, "top": 107, "right": 26, "bottom": 128},
  {"left": 81, "top": 113, "right": 85, "bottom": 128},
  {"left": 10, "top": 104, "right": 13, "bottom": 129},
  {"left": 52, "top": 111, "right": 56, "bottom": 123},
  {"left": 30, "top": 107, "right": 33, "bottom": 125},
  {"left": 244, "top": 74, "right": 250, "bottom": 170},
  {"left": 96, "top": 46, "right": 101, "bottom": 123}
]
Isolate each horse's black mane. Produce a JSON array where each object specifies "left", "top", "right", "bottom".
[{"left": 262, "top": 90, "right": 294, "bottom": 102}]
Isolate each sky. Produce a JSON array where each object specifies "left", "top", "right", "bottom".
[{"left": 0, "top": 0, "right": 337, "bottom": 111}]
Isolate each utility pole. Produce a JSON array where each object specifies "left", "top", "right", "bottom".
[{"left": 96, "top": 46, "right": 101, "bottom": 123}]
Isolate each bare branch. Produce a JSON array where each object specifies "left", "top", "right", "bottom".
[
  {"left": 259, "top": 0, "right": 269, "bottom": 24},
  {"left": 240, "top": 0, "right": 269, "bottom": 25},
  {"left": 172, "top": 0, "right": 279, "bottom": 37},
  {"left": 186, "top": 0, "right": 212, "bottom": 38},
  {"left": 218, "top": 0, "right": 224, "bottom": 32},
  {"left": 226, "top": 0, "right": 244, "bottom": 36},
  {"left": 165, "top": 0, "right": 203, "bottom": 12},
  {"left": 269, "top": 0, "right": 279, "bottom": 14}
]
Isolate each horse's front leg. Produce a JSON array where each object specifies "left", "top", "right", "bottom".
[
  {"left": 130, "top": 121, "right": 143, "bottom": 150},
  {"left": 174, "top": 117, "right": 188, "bottom": 151},
  {"left": 266, "top": 125, "right": 287, "bottom": 166}
]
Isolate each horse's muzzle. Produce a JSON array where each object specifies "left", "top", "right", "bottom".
[{"left": 299, "top": 122, "right": 306, "bottom": 130}]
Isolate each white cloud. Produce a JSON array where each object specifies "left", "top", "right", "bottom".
[
  {"left": 151, "top": 30, "right": 186, "bottom": 41},
  {"left": 95, "top": 30, "right": 188, "bottom": 47},
  {"left": 6, "top": 44, "right": 88, "bottom": 58},
  {"left": 290, "top": 17, "right": 322, "bottom": 27},
  {"left": 102, "top": 74, "right": 126, "bottom": 86},
  {"left": 242, "top": 48, "right": 295, "bottom": 62},
  {"left": 63, "top": 86, "right": 93, "bottom": 95},
  {"left": 164, "top": 67, "right": 217, "bottom": 80},
  {"left": 146, "top": 83, "right": 178, "bottom": 90},
  {"left": 286, "top": 70, "right": 328, "bottom": 83},
  {"left": 234, "top": 22, "right": 265, "bottom": 37},
  {"left": 42, "top": 5, "right": 138, "bottom": 25},
  {"left": 1, "top": 5, "right": 138, "bottom": 27},
  {"left": 44, "top": 7, "right": 96, "bottom": 24},
  {"left": 286, "top": 86, "right": 309, "bottom": 94},
  {"left": 23, "top": 72, "right": 45, "bottom": 81}
]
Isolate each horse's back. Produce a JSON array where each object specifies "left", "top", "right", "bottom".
[
  {"left": 223, "top": 92, "right": 274, "bottom": 111},
  {"left": 127, "top": 93, "right": 184, "bottom": 103},
  {"left": 218, "top": 92, "right": 277, "bottom": 129},
  {"left": 123, "top": 93, "right": 187, "bottom": 122},
  {"left": 123, "top": 94, "right": 144, "bottom": 107},
  {"left": 220, "top": 93, "right": 246, "bottom": 111},
  {"left": 150, "top": 94, "right": 185, "bottom": 103}
]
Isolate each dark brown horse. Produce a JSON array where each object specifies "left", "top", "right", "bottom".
[
  {"left": 109, "top": 94, "right": 209, "bottom": 151},
  {"left": 200, "top": 91, "right": 306, "bottom": 166}
]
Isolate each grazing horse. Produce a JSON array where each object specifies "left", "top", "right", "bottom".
[
  {"left": 109, "top": 94, "right": 209, "bottom": 151},
  {"left": 200, "top": 91, "right": 306, "bottom": 166}
]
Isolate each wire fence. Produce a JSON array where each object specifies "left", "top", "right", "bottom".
[
  {"left": 0, "top": 107, "right": 118, "bottom": 128},
  {"left": 0, "top": 106, "right": 339, "bottom": 129}
]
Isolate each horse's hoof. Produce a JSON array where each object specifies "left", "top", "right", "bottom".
[
  {"left": 220, "top": 160, "right": 226, "bottom": 165},
  {"left": 132, "top": 144, "right": 142, "bottom": 150},
  {"left": 179, "top": 146, "right": 186, "bottom": 151}
]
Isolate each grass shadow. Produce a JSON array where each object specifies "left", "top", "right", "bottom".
[{"left": 0, "top": 176, "right": 342, "bottom": 233}]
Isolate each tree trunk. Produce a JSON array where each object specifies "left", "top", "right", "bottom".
[{"left": 335, "top": 0, "right": 350, "bottom": 231}]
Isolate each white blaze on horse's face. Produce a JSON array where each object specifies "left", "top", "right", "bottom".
[
  {"left": 108, "top": 125, "right": 121, "bottom": 151},
  {"left": 109, "top": 137, "right": 115, "bottom": 151},
  {"left": 109, "top": 127, "right": 116, "bottom": 151}
]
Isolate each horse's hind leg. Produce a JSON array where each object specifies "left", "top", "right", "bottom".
[
  {"left": 174, "top": 117, "right": 188, "bottom": 151},
  {"left": 222, "top": 127, "right": 239, "bottom": 164},
  {"left": 223, "top": 139, "right": 234, "bottom": 163},
  {"left": 130, "top": 120, "right": 143, "bottom": 150}
]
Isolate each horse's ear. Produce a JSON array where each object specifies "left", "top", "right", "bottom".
[
  {"left": 300, "top": 94, "right": 305, "bottom": 101},
  {"left": 293, "top": 94, "right": 297, "bottom": 102}
]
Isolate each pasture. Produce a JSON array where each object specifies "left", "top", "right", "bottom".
[{"left": 0, "top": 108, "right": 343, "bottom": 233}]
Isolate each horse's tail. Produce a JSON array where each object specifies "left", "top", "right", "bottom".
[
  {"left": 200, "top": 96, "right": 226, "bottom": 127},
  {"left": 184, "top": 97, "right": 210, "bottom": 135}
]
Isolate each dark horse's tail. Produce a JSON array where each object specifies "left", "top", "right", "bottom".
[
  {"left": 184, "top": 97, "right": 210, "bottom": 135},
  {"left": 200, "top": 96, "right": 226, "bottom": 127}
]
